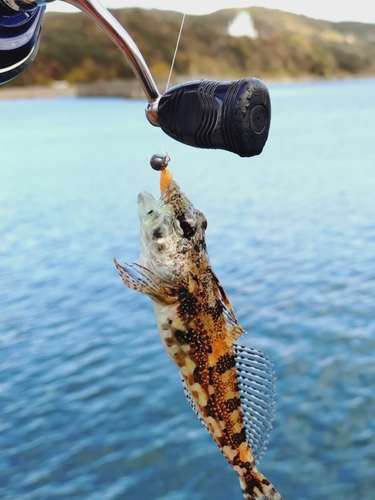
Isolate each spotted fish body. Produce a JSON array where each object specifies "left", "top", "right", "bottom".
[{"left": 114, "top": 180, "right": 282, "bottom": 500}]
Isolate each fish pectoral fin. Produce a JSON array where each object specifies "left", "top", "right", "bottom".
[
  {"left": 210, "top": 269, "right": 245, "bottom": 341},
  {"left": 114, "top": 259, "right": 177, "bottom": 304},
  {"left": 234, "top": 344, "right": 276, "bottom": 464}
]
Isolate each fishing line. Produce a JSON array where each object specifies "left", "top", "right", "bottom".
[
  {"left": 166, "top": 12, "right": 186, "bottom": 92},
  {"left": 160, "top": 12, "right": 186, "bottom": 162}
]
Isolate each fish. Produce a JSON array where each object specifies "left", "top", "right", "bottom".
[{"left": 114, "top": 179, "right": 282, "bottom": 500}]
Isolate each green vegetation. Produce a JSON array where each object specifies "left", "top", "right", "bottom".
[{"left": 9, "top": 6, "right": 375, "bottom": 86}]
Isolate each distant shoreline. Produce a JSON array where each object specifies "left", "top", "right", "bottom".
[
  {"left": 0, "top": 79, "right": 148, "bottom": 101},
  {"left": 0, "top": 75, "right": 374, "bottom": 101}
]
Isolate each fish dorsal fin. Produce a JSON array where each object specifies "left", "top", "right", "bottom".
[
  {"left": 234, "top": 344, "right": 276, "bottom": 463},
  {"left": 222, "top": 301, "right": 246, "bottom": 341},
  {"left": 210, "top": 269, "right": 235, "bottom": 314},
  {"left": 211, "top": 269, "right": 245, "bottom": 341}
]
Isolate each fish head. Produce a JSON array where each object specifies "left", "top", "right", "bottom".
[{"left": 137, "top": 180, "right": 209, "bottom": 286}]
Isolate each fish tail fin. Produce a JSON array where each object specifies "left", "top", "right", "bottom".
[{"left": 239, "top": 466, "right": 282, "bottom": 500}]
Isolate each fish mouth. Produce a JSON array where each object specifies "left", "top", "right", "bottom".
[
  {"left": 137, "top": 181, "right": 184, "bottom": 220},
  {"left": 137, "top": 190, "right": 157, "bottom": 218}
]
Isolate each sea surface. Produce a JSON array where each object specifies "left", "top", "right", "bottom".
[{"left": 1, "top": 79, "right": 374, "bottom": 500}]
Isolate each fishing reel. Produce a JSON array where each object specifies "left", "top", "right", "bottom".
[{"left": 0, "top": 0, "right": 271, "bottom": 158}]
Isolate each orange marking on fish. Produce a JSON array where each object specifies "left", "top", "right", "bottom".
[
  {"left": 239, "top": 443, "right": 251, "bottom": 463},
  {"left": 209, "top": 338, "right": 230, "bottom": 364}
]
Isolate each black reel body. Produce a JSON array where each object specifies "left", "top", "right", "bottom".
[{"left": 157, "top": 77, "right": 271, "bottom": 158}]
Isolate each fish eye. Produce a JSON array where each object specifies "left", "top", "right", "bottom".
[{"left": 176, "top": 214, "right": 196, "bottom": 239}]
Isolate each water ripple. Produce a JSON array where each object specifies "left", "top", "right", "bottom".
[{"left": 1, "top": 81, "right": 375, "bottom": 499}]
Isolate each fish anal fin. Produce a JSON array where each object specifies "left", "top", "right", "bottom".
[
  {"left": 181, "top": 375, "right": 210, "bottom": 431},
  {"left": 234, "top": 344, "right": 276, "bottom": 464},
  {"left": 114, "top": 259, "right": 177, "bottom": 304}
]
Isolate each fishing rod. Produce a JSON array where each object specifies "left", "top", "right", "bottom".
[{"left": 0, "top": 0, "right": 271, "bottom": 158}]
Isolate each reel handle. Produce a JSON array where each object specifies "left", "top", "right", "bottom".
[{"left": 157, "top": 77, "right": 271, "bottom": 158}]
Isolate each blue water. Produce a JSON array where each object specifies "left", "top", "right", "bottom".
[{"left": 1, "top": 79, "right": 374, "bottom": 500}]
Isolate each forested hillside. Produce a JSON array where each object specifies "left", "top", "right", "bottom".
[{"left": 9, "top": 7, "right": 375, "bottom": 86}]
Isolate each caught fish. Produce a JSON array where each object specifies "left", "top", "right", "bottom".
[{"left": 114, "top": 178, "right": 282, "bottom": 500}]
